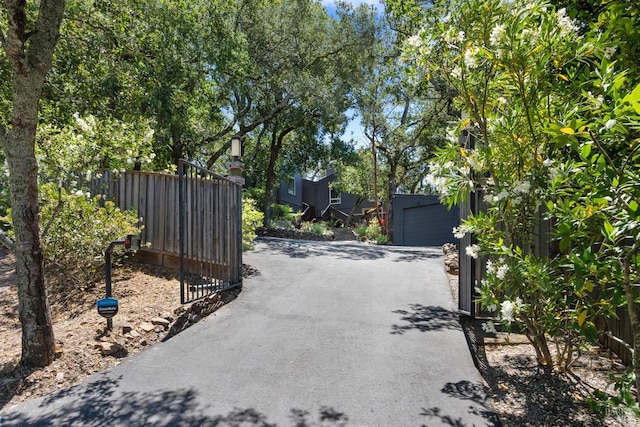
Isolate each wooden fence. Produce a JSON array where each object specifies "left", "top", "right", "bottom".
[
  {"left": 601, "top": 307, "right": 636, "bottom": 366},
  {"left": 91, "top": 166, "right": 242, "bottom": 303}
]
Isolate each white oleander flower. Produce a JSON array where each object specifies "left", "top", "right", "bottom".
[
  {"left": 501, "top": 300, "right": 516, "bottom": 322},
  {"left": 486, "top": 260, "right": 496, "bottom": 275},
  {"left": 496, "top": 264, "right": 509, "bottom": 280},
  {"left": 490, "top": 24, "right": 505, "bottom": 46},
  {"left": 465, "top": 244, "right": 481, "bottom": 259}
]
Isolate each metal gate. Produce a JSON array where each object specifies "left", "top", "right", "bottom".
[
  {"left": 458, "top": 191, "right": 479, "bottom": 316},
  {"left": 458, "top": 128, "right": 477, "bottom": 316},
  {"left": 178, "top": 160, "right": 243, "bottom": 304}
]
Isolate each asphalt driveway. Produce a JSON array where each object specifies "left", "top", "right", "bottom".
[{"left": 0, "top": 238, "right": 498, "bottom": 426}]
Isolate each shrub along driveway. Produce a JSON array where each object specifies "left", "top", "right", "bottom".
[{"left": 1, "top": 238, "right": 497, "bottom": 426}]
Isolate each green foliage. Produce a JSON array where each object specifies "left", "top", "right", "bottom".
[
  {"left": 588, "top": 369, "right": 640, "bottom": 421},
  {"left": 242, "top": 195, "right": 264, "bottom": 251},
  {"left": 407, "top": 0, "right": 640, "bottom": 378},
  {"left": 355, "top": 224, "right": 368, "bottom": 238},
  {"left": 37, "top": 114, "right": 156, "bottom": 182},
  {"left": 300, "top": 221, "right": 333, "bottom": 237},
  {"left": 365, "top": 218, "right": 382, "bottom": 240},
  {"left": 270, "top": 203, "right": 296, "bottom": 222},
  {"left": 37, "top": 183, "right": 141, "bottom": 287},
  {"left": 376, "top": 234, "right": 389, "bottom": 245}
]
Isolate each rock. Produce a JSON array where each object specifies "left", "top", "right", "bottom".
[
  {"left": 139, "top": 322, "right": 155, "bottom": 333},
  {"left": 154, "top": 325, "right": 165, "bottom": 333},
  {"left": 122, "top": 323, "right": 133, "bottom": 334},
  {"left": 151, "top": 317, "right": 170, "bottom": 327},
  {"left": 188, "top": 314, "right": 201, "bottom": 324},
  {"left": 139, "top": 339, "right": 147, "bottom": 346},
  {"left": 129, "top": 329, "right": 141, "bottom": 338},
  {"left": 444, "top": 253, "right": 459, "bottom": 274},
  {"left": 55, "top": 372, "right": 64, "bottom": 383},
  {"left": 160, "top": 312, "right": 174, "bottom": 322},
  {"left": 442, "top": 244, "right": 459, "bottom": 275},
  {"left": 98, "top": 342, "right": 122, "bottom": 356}
]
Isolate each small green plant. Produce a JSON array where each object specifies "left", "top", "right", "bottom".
[
  {"left": 587, "top": 369, "right": 640, "bottom": 421},
  {"left": 270, "top": 203, "right": 295, "bottom": 222},
  {"left": 376, "top": 234, "right": 389, "bottom": 245},
  {"left": 270, "top": 203, "right": 302, "bottom": 229},
  {"left": 355, "top": 224, "right": 367, "bottom": 238},
  {"left": 243, "top": 195, "right": 264, "bottom": 251},
  {"left": 365, "top": 218, "right": 382, "bottom": 240},
  {"left": 301, "top": 221, "right": 333, "bottom": 237}
]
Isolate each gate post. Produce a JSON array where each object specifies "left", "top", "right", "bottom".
[{"left": 228, "top": 135, "right": 245, "bottom": 282}]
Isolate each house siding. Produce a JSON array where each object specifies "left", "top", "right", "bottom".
[{"left": 278, "top": 172, "right": 303, "bottom": 210}]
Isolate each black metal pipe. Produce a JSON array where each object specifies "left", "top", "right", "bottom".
[{"left": 104, "top": 240, "right": 124, "bottom": 330}]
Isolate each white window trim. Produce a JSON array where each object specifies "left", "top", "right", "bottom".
[
  {"left": 287, "top": 177, "right": 296, "bottom": 196},
  {"left": 329, "top": 187, "right": 341, "bottom": 205}
]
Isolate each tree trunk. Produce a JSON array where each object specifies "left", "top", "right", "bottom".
[
  {"left": 346, "top": 196, "right": 364, "bottom": 227},
  {"left": 386, "top": 162, "right": 398, "bottom": 242},
  {"left": 623, "top": 244, "right": 640, "bottom": 400},
  {"left": 5, "top": 127, "right": 55, "bottom": 367},
  {"left": 1, "top": 0, "right": 65, "bottom": 367},
  {"left": 371, "top": 121, "right": 380, "bottom": 225},
  {"left": 263, "top": 130, "right": 278, "bottom": 227},
  {"left": 263, "top": 125, "right": 295, "bottom": 227}
]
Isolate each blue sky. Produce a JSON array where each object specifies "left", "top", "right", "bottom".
[
  {"left": 321, "top": 1, "right": 384, "bottom": 146},
  {"left": 322, "top": 0, "right": 384, "bottom": 16},
  {"left": 322, "top": 0, "right": 382, "bottom": 8}
]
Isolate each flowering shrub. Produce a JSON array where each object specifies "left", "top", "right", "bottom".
[
  {"left": 402, "top": 0, "right": 639, "bottom": 374},
  {"left": 365, "top": 218, "right": 383, "bottom": 241},
  {"left": 36, "top": 114, "right": 156, "bottom": 184}
]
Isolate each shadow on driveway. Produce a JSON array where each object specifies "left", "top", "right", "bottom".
[
  {"left": 252, "top": 238, "right": 442, "bottom": 262},
  {"left": 2, "top": 374, "right": 351, "bottom": 427},
  {"left": 421, "top": 380, "right": 501, "bottom": 426},
  {"left": 390, "top": 304, "right": 463, "bottom": 334}
]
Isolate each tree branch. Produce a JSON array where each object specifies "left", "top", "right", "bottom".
[{"left": 206, "top": 94, "right": 293, "bottom": 167}]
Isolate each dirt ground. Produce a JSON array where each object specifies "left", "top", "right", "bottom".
[{"left": 0, "top": 239, "right": 639, "bottom": 426}]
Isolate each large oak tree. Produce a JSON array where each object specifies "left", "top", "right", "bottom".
[{"left": 1, "top": 0, "right": 65, "bottom": 367}]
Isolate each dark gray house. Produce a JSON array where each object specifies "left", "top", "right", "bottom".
[{"left": 278, "top": 171, "right": 377, "bottom": 224}]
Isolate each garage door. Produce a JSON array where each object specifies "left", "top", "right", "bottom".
[{"left": 401, "top": 203, "right": 458, "bottom": 246}]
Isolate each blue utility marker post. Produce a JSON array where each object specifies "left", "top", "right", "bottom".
[{"left": 99, "top": 235, "right": 140, "bottom": 330}]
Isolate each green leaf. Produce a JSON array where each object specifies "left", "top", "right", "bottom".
[
  {"left": 580, "top": 143, "right": 591, "bottom": 159},
  {"left": 584, "top": 280, "right": 594, "bottom": 293},
  {"left": 583, "top": 323, "right": 598, "bottom": 343},
  {"left": 603, "top": 220, "right": 617, "bottom": 241},
  {"left": 604, "top": 220, "right": 614, "bottom": 235},
  {"left": 629, "top": 200, "right": 639, "bottom": 213}
]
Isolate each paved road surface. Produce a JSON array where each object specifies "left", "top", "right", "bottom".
[{"left": 0, "top": 238, "right": 498, "bottom": 426}]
